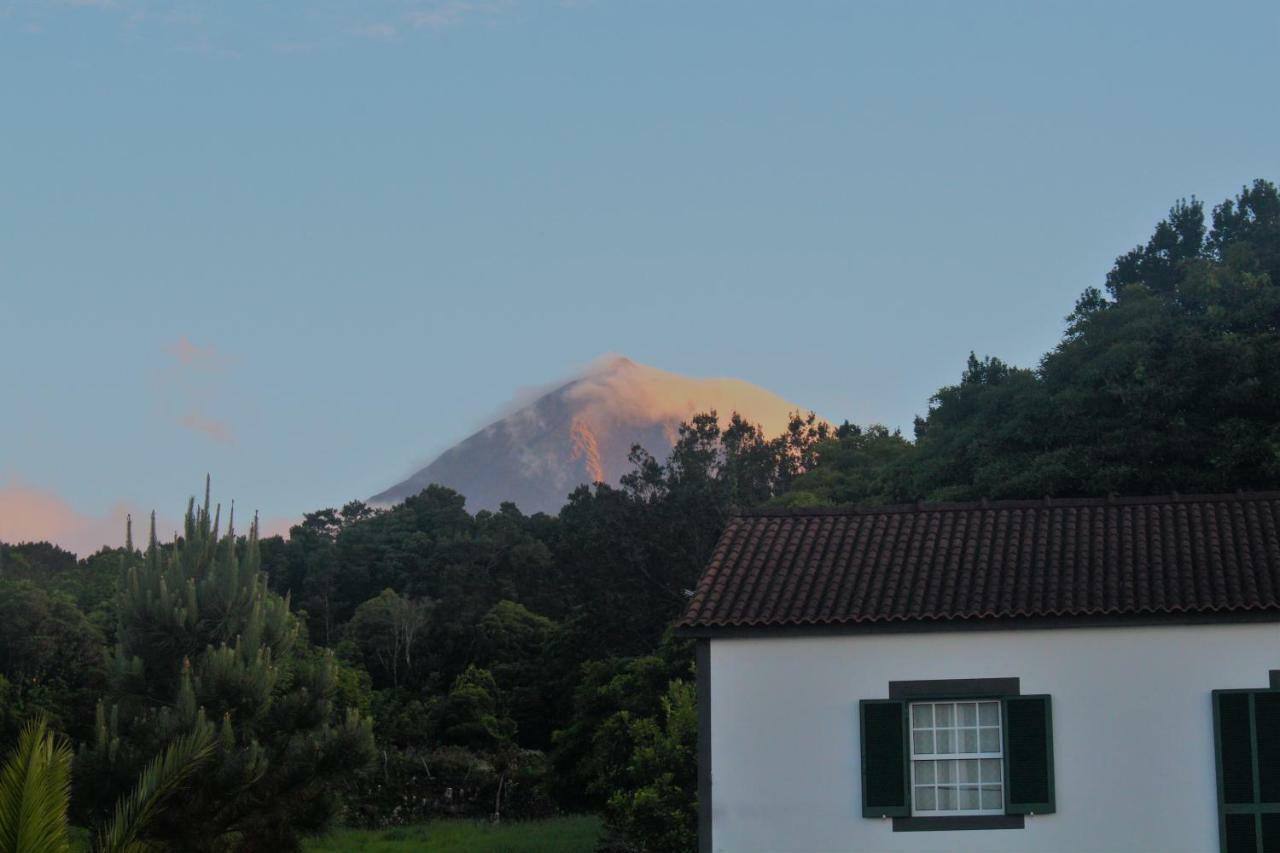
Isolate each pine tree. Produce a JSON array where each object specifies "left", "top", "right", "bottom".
[{"left": 75, "top": 479, "right": 374, "bottom": 852}]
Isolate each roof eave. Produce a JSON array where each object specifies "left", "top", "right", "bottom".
[{"left": 675, "top": 607, "right": 1280, "bottom": 640}]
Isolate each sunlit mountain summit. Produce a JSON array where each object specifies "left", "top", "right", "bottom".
[{"left": 371, "top": 356, "right": 814, "bottom": 514}]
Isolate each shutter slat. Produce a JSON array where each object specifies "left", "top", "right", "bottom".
[
  {"left": 1256, "top": 693, "right": 1280, "bottom": 804},
  {"left": 1218, "top": 692, "right": 1256, "bottom": 806},
  {"left": 1003, "top": 694, "right": 1056, "bottom": 815},
  {"left": 860, "top": 699, "right": 909, "bottom": 818}
]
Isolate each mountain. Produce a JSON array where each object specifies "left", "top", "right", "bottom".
[{"left": 370, "top": 356, "right": 815, "bottom": 514}]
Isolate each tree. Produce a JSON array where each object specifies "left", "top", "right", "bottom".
[
  {"left": 601, "top": 680, "right": 698, "bottom": 853},
  {"left": 0, "top": 581, "right": 106, "bottom": 745},
  {"left": 75, "top": 482, "right": 375, "bottom": 852},
  {"left": 344, "top": 589, "right": 432, "bottom": 690},
  {"left": 803, "top": 179, "right": 1280, "bottom": 503},
  {"left": 473, "top": 601, "right": 570, "bottom": 750},
  {"left": 433, "top": 666, "right": 516, "bottom": 751},
  {"left": 777, "top": 423, "right": 914, "bottom": 507}
]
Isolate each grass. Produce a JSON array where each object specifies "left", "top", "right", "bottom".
[{"left": 303, "top": 815, "right": 603, "bottom": 853}]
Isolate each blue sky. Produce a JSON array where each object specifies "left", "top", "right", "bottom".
[{"left": 2, "top": 0, "right": 1278, "bottom": 550}]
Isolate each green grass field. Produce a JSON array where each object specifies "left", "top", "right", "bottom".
[{"left": 302, "top": 816, "right": 603, "bottom": 853}]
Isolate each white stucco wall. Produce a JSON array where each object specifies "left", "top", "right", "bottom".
[{"left": 708, "top": 622, "right": 1280, "bottom": 853}]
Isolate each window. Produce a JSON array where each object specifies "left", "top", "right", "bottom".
[
  {"left": 859, "top": 679, "right": 1053, "bottom": 830},
  {"left": 909, "top": 700, "right": 1004, "bottom": 815},
  {"left": 1213, "top": 688, "right": 1280, "bottom": 853}
]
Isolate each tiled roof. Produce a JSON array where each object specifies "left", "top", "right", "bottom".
[{"left": 677, "top": 492, "right": 1280, "bottom": 631}]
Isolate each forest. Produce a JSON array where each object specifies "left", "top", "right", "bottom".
[{"left": 1, "top": 179, "right": 1278, "bottom": 852}]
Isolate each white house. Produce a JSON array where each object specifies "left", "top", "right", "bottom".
[{"left": 676, "top": 492, "right": 1280, "bottom": 853}]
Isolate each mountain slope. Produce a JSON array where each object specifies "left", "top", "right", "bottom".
[{"left": 370, "top": 356, "right": 813, "bottom": 514}]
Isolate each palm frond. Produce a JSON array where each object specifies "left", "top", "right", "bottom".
[
  {"left": 0, "top": 717, "right": 73, "bottom": 853},
  {"left": 93, "top": 727, "right": 216, "bottom": 853}
]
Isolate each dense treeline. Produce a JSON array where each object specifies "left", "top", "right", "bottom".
[{"left": 1, "top": 179, "right": 1277, "bottom": 852}]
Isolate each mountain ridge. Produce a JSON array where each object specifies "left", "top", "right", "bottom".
[{"left": 370, "top": 356, "right": 816, "bottom": 514}]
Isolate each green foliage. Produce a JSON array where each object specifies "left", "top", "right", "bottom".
[
  {"left": 549, "top": 639, "right": 693, "bottom": 812},
  {"left": 92, "top": 727, "right": 215, "bottom": 853},
  {"left": 473, "top": 601, "right": 569, "bottom": 750},
  {"left": 797, "top": 179, "right": 1280, "bottom": 504},
  {"left": 302, "top": 816, "right": 602, "bottom": 853},
  {"left": 434, "top": 667, "right": 516, "bottom": 751},
  {"left": 0, "top": 542, "right": 131, "bottom": 642},
  {"left": 601, "top": 680, "right": 698, "bottom": 853},
  {"left": 558, "top": 412, "right": 828, "bottom": 659},
  {"left": 0, "top": 581, "right": 106, "bottom": 745},
  {"left": 343, "top": 589, "right": 432, "bottom": 690},
  {"left": 74, "top": 483, "right": 375, "bottom": 852},
  {"left": 778, "top": 423, "right": 913, "bottom": 507},
  {"left": 0, "top": 718, "right": 72, "bottom": 853}
]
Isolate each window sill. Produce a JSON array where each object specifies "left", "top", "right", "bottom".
[{"left": 893, "top": 815, "right": 1025, "bottom": 832}]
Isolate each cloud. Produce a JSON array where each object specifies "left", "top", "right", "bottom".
[
  {"left": 179, "top": 411, "right": 235, "bottom": 445},
  {"left": 0, "top": 480, "right": 141, "bottom": 557},
  {"left": 257, "top": 514, "right": 299, "bottom": 540},
  {"left": 166, "top": 336, "right": 227, "bottom": 369},
  {"left": 350, "top": 22, "right": 397, "bottom": 40},
  {"left": 565, "top": 354, "right": 813, "bottom": 438},
  {"left": 408, "top": 0, "right": 507, "bottom": 31},
  {"left": 0, "top": 479, "right": 296, "bottom": 556},
  {"left": 160, "top": 337, "right": 237, "bottom": 445}
]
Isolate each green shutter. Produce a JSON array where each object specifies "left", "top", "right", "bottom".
[
  {"left": 1213, "top": 689, "right": 1280, "bottom": 853},
  {"left": 860, "top": 699, "right": 909, "bottom": 818},
  {"left": 1003, "top": 694, "right": 1055, "bottom": 815}
]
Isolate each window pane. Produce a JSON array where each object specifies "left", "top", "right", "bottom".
[
  {"left": 980, "top": 728, "right": 1000, "bottom": 752},
  {"left": 979, "top": 702, "right": 999, "bottom": 726},
  {"left": 980, "top": 759, "right": 1002, "bottom": 782},
  {"left": 913, "top": 731, "right": 934, "bottom": 755},
  {"left": 958, "top": 787, "right": 980, "bottom": 810},
  {"left": 958, "top": 760, "right": 980, "bottom": 783},
  {"left": 959, "top": 729, "right": 978, "bottom": 753},
  {"left": 914, "top": 786, "right": 936, "bottom": 811},
  {"left": 936, "top": 729, "right": 954, "bottom": 753},
  {"left": 981, "top": 786, "right": 1003, "bottom": 810},
  {"left": 936, "top": 704, "right": 954, "bottom": 726},
  {"left": 915, "top": 761, "right": 935, "bottom": 784},
  {"left": 958, "top": 703, "right": 977, "bottom": 726},
  {"left": 936, "top": 759, "right": 956, "bottom": 784},
  {"left": 937, "top": 786, "right": 956, "bottom": 810},
  {"left": 912, "top": 704, "right": 933, "bottom": 728}
]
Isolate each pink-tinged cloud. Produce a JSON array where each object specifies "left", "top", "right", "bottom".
[
  {"left": 179, "top": 411, "right": 235, "bottom": 445},
  {"left": 257, "top": 515, "right": 300, "bottom": 540},
  {"left": 165, "top": 336, "right": 226, "bottom": 370},
  {"left": 161, "top": 338, "right": 236, "bottom": 444},
  {"left": 0, "top": 481, "right": 139, "bottom": 557},
  {"left": 0, "top": 480, "right": 294, "bottom": 556}
]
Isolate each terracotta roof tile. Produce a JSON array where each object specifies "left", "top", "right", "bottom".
[{"left": 677, "top": 492, "right": 1280, "bottom": 630}]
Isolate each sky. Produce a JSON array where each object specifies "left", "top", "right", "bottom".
[{"left": 2, "top": 0, "right": 1278, "bottom": 553}]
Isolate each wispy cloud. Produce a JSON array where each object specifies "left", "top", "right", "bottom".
[
  {"left": 159, "top": 337, "right": 237, "bottom": 445},
  {"left": 408, "top": 0, "right": 508, "bottom": 31},
  {"left": 350, "top": 21, "right": 397, "bottom": 40},
  {"left": 179, "top": 411, "right": 235, "bottom": 445},
  {"left": 166, "top": 336, "right": 226, "bottom": 368}
]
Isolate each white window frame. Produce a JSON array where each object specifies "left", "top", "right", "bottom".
[{"left": 908, "top": 699, "right": 1004, "bottom": 817}]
